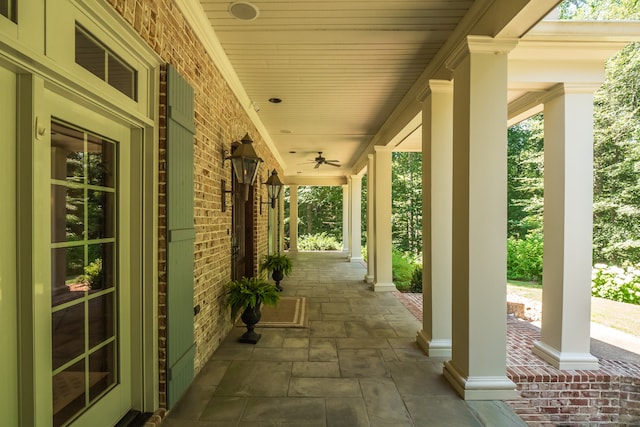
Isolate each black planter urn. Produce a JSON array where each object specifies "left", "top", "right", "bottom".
[
  {"left": 239, "top": 304, "right": 262, "bottom": 344},
  {"left": 272, "top": 269, "right": 284, "bottom": 292}
]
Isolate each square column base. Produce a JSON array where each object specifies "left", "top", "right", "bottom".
[
  {"left": 349, "top": 256, "right": 364, "bottom": 263},
  {"left": 443, "top": 361, "right": 518, "bottom": 400},
  {"left": 364, "top": 274, "right": 374, "bottom": 284},
  {"left": 370, "top": 282, "right": 396, "bottom": 292},
  {"left": 416, "top": 331, "right": 451, "bottom": 358},
  {"left": 533, "top": 340, "right": 599, "bottom": 370}
]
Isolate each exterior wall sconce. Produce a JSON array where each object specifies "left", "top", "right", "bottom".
[
  {"left": 221, "top": 133, "right": 263, "bottom": 212},
  {"left": 260, "top": 169, "right": 284, "bottom": 214}
]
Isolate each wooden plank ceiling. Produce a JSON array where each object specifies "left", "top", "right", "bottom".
[{"left": 200, "top": 0, "right": 473, "bottom": 178}]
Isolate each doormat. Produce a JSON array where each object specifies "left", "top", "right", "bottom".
[{"left": 236, "top": 297, "right": 308, "bottom": 328}]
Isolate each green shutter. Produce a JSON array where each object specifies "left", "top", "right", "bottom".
[{"left": 166, "top": 64, "right": 196, "bottom": 408}]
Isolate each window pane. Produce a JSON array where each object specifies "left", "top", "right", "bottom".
[
  {"left": 75, "top": 28, "right": 105, "bottom": 80},
  {"left": 89, "top": 342, "right": 116, "bottom": 401},
  {"left": 0, "top": 0, "right": 15, "bottom": 22},
  {"left": 108, "top": 55, "right": 136, "bottom": 99},
  {"left": 53, "top": 360, "right": 86, "bottom": 427},
  {"left": 88, "top": 293, "right": 114, "bottom": 348},
  {"left": 87, "top": 136, "right": 115, "bottom": 188},
  {"left": 87, "top": 243, "right": 115, "bottom": 291},
  {"left": 51, "top": 246, "right": 86, "bottom": 305},
  {"left": 87, "top": 190, "right": 114, "bottom": 239},
  {"left": 51, "top": 123, "right": 84, "bottom": 183},
  {"left": 51, "top": 185, "right": 84, "bottom": 243},
  {"left": 52, "top": 303, "right": 85, "bottom": 370}
]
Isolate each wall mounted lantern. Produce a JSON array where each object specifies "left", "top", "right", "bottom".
[
  {"left": 222, "top": 133, "right": 263, "bottom": 211},
  {"left": 260, "top": 169, "right": 284, "bottom": 214}
]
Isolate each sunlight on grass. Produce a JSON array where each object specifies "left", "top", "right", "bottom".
[{"left": 507, "top": 281, "right": 640, "bottom": 337}]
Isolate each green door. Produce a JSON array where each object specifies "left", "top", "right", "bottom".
[
  {"left": 35, "top": 88, "right": 134, "bottom": 427},
  {"left": 166, "top": 64, "right": 196, "bottom": 408}
]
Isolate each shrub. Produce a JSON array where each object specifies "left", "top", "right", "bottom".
[
  {"left": 507, "top": 231, "right": 543, "bottom": 282},
  {"left": 410, "top": 265, "right": 422, "bottom": 293},
  {"left": 392, "top": 250, "right": 415, "bottom": 291},
  {"left": 298, "top": 232, "right": 342, "bottom": 251},
  {"left": 592, "top": 263, "right": 640, "bottom": 305}
]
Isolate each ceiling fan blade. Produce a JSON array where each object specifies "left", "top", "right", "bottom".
[
  {"left": 314, "top": 162, "right": 320, "bottom": 169},
  {"left": 326, "top": 162, "right": 340, "bottom": 167}
]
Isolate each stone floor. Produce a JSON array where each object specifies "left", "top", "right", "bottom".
[{"left": 160, "top": 251, "right": 527, "bottom": 427}]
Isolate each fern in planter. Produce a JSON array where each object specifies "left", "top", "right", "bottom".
[
  {"left": 225, "top": 276, "right": 281, "bottom": 319},
  {"left": 259, "top": 253, "right": 293, "bottom": 276},
  {"left": 259, "top": 253, "right": 293, "bottom": 291}
]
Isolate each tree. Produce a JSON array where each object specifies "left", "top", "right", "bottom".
[
  {"left": 507, "top": 115, "right": 544, "bottom": 240},
  {"left": 559, "top": 0, "right": 640, "bottom": 263},
  {"left": 392, "top": 152, "right": 422, "bottom": 257}
]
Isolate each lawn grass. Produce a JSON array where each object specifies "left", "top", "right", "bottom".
[{"left": 507, "top": 281, "right": 640, "bottom": 337}]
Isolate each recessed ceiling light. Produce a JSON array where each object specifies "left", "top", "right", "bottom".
[
  {"left": 228, "top": 2, "right": 259, "bottom": 21},
  {"left": 268, "top": 98, "right": 282, "bottom": 104},
  {"left": 281, "top": 130, "right": 292, "bottom": 134},
  {"left": 289, "top": 151, "right": 297, "bottom": 154}
]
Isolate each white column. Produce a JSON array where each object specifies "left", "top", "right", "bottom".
[
  {"left": 342, "top": 184, "right": 349, "bottom": 253},
  {"left": 373, "top": 146, "right": 395, "bottom": 292},
  {"left": 349, "top": 175, "right": 363, "bottom": 263},
  {"left": 279, "top": 191, "right": 285, "bottom": 253},
  {"left": 443, "top": 36, "right": 518, "bottom": 400},
  {"left": 532, "top": 84, "right": 600, "bottom": 370},
  {"left": 289, "top": 185, "right": 298, "bottom": 253},
  {"left": 416, "top": 80, "right": 453, "bottom": 358},
  {"left": 365, "top": 155, "right": 376, "bottom": 283}
]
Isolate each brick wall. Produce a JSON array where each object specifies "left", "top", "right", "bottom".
[
  {"left": 106, "top": 0, "right": 281, "bottom": 409},
  {"left": 507, "top": 365, "right": 640, "bottom": 426},
  {"left": 506, "top": 320, "right": 640, "bottom": 426}
]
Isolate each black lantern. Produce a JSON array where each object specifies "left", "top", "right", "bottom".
[
  {"left": 265, "top": 170, "right": 284, "bottom": 208},
  {"left": 224, "top": 133, "right": 263, "bottom": 203}
]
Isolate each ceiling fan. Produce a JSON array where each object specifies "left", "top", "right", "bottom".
[{"left": 312, "top": 152, "right": 340, "bottom": 168}]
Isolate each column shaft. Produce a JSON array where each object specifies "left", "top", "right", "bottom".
[
  {"left": 417, "top": 80, "right": 453, "bottom": 358},
  {"left": 443, "top": 36, "right": 518, "bottom": 400},
  {"left": 350, "top": 175, "right": 363, "bottom": 262},
  {"left": 373, "top": 147, "right": 395, "bottom": 291},
  {"left": 365, "top": 155, "right": 376, "bottom": 283},
  {"left": 342, "top": 184, "right": 349, "bottom": 253},
  {"left": 289, "top": 185, "right": 298, "bottom": 253},
  {"left": 533, "top": 85, "right": 599, "bottom": 370}
]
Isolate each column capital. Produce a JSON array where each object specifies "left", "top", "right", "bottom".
[
  {"left": 541, "top": 82, "right": 602, "bottom": 104},
  {"left": 417, "top": 79, "right": 453, "bottom": 103},
  {"left": 373, "top": 145, "right": 393, "bottom": 153},
  {"left": 446, "top": 35, "right": 518, "bottom": 72}
]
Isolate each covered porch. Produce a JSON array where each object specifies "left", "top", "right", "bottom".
[
  {"left": 161, "top": 251, "right": 526, "bottom": 426},
  {"left": 161, "top": 251, "right": 640, "bottom": 426}
]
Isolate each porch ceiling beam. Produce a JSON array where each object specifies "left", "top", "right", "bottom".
[{"left": 353, "top": 0, "right": 563, "bottom": 170}]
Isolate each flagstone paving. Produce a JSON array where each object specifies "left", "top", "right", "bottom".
[{"left": 160, "top": 251, "right": 526, "bottom": 426}]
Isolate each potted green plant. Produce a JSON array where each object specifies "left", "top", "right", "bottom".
[
  {"left": 259, "top": 253, "right": 293, "bottom": 291},
  {"left": 225, "top": 275, "right": 280, "bottom": 344}
]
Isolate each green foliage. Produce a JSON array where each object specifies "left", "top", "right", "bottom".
[
  {"left": 259, "top": 253, "right": 293, "bottom": 275},
  {"left": 410, "top": 265, "right": 422, "bottom": 293},
  {"left": 225, "top": 276, "right": 281, "bottom": 319},
  {"left": 559, "top": 0, "right": 640, "bottom": 20},
  {"left": 507, "top": 115, "right": 544, "bottom": 240},
  {"left": 392, "top": 152, "right": 422, "bottom": 257},
  {"left": 76, "top": 258, "right": 103, "bottom": 288},
  {"left": 557, "top": 0, "right": 640, "bottom": 267},
  {"left": 392, "top": 250, "right": 417, "bottom": 291},
  {"left": 298, "top": 232, "right": 342, "bottom": 251},
  {"left": 592, "top": 264, "right": 640, "bottom": 305},
  {"left": 292, "top": 186, "right": 344, "bottom": 240},
  {"left": 507, "top": 232, "right": 543, "bottom": 282}
]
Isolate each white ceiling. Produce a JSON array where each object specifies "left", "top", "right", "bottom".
[{"left": 193, "top": 0, "right": 563, "bottom": 182}]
